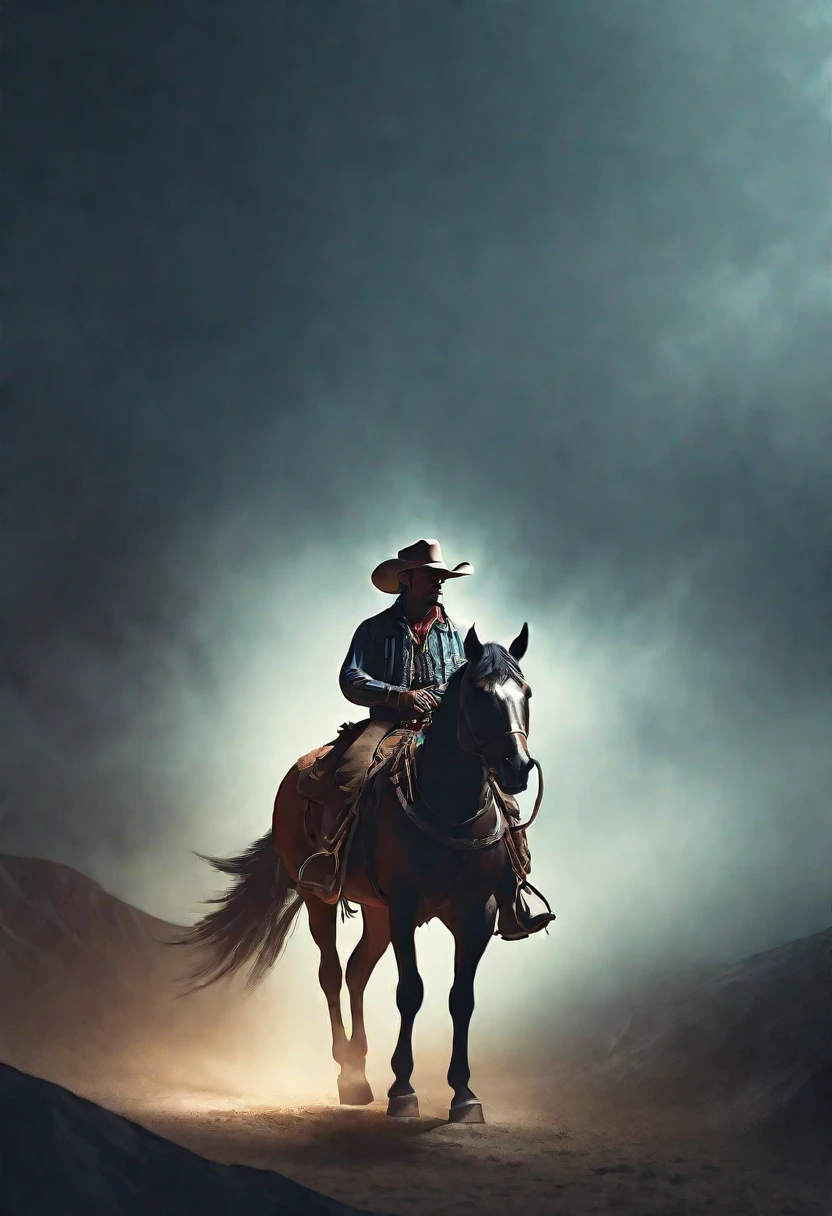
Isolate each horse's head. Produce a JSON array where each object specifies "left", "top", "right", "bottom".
[{"left": 458, "top": 622, "right": 533, "bottom": 796}]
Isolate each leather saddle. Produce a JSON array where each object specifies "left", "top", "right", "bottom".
[
  {"left": 294, "top": 722, "right": 532, "bottom": 901},
  {"left": 295, "top": 724, "right": 413, "bottom": 900}
]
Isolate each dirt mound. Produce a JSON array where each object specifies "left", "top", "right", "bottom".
[{"left": 0, "top": 1063, "right": 380, "bottom": 1216}]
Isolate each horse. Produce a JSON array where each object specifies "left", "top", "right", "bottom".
[{"left": 179, "top": 622, "right": 547, "bottom": 1124}]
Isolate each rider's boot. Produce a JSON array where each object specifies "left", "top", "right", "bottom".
[{"left": 496, "top": 882, "right": 556, "bottom": 941}]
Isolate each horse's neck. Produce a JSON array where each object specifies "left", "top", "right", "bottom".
[{"left": 417, "top": 681, "right": 484, "bottom": 820}]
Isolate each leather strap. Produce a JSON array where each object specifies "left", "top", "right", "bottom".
[{"left": 393, "top": 781, "right": 506, "bottom": 851}]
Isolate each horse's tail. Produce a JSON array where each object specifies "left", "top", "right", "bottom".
[{"left": 173, "top": 831, "right": 303, "bottom": 994}]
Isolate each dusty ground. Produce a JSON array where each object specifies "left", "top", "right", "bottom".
[
  {"left": 5, "top": 858, "right": 831, "bottom": 1213},
  {"left": 129, "top": 1079, "right": 832, "bottom": 1216}
]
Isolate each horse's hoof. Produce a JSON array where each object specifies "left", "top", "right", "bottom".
[
  {"left": 448, "top": 1098, "right": 485, "bottom": 1124},
  {"left": 337, "top": 1075, "right": 374, "bottom": 1106},
  {"left": 387, "top": 1093, "right": 420, "bottom": 1118}
]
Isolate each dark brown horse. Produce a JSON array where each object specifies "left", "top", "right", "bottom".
[{"left": 180, "top": 623, "right": 547, "bottom": 1124}]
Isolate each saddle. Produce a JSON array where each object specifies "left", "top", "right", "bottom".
[
  {"left": 295, "top": 724, "right": 412, "bottom": 900},
  {"left": 295, "top": 723, "right": 534, "bottom": 902}
]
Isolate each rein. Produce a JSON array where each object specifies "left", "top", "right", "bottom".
[
  {"left": 487, "top": 758, "right": 544, "bottom": 832},
  {"left": 458, "top": 670, "right": 545, "bottom": 831}
]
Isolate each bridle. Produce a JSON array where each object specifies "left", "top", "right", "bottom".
[{"left": 456, "top": 670, "right": 544, "bottom": 833}]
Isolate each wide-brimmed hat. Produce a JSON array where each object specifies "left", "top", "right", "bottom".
[{"left": 371, "top": 538, "right": 474, "bottom": 594}]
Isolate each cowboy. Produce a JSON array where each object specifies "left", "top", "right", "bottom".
[{"left": 298, "top": 538, "right": 551, "bottom": 939}]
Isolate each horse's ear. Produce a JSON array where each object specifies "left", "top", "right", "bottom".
[
  {"left": 508, "top": 622, "right": 529, "bottom": 662},
  {"left": 464, "top": 624, "right": 484, "bottom": 665}
]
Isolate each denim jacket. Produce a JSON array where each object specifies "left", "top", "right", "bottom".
[{"left": 339, "top": 596, "right": 467, "bottom": 721}]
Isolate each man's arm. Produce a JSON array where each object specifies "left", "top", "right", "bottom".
[{"left": 339, "top": 621, "right": 405, "bottom": 710}]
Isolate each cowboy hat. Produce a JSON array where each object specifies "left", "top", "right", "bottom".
[{"left": 371, "top": 538, "right": 474, "bottom": 594}]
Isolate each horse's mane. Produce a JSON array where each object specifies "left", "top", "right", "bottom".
[{"left": 453, "top": 642, "right": 523, "bottom": 691}]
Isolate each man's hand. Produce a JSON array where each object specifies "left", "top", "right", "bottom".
[{"left": 397, "top": 688, "right": 441, "bottom": 717}]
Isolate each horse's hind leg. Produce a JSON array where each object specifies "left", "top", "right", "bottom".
[
  {"left": 339, "top": 906, "right": 390, "bottom": 1106},
  {"left": 305, "top": 897, "right": 349, "bottom": 1081},
  {"left": 444, "top": 896, "right": 498, "bottom": 1124},
  {"left": 387, "top": 886, "right": 423, "bottom": 1118}
]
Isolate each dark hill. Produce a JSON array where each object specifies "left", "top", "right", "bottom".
[
  {"left": 0, "top": 1062, "right": 384, "bottom": 1216},
  {"left": 590, "top": 927, "right": 832, "bottom": 1128}
]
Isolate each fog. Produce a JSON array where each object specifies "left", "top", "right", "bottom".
[{"left": 3, "top": 0, "right": 832, "bottom": 1090}]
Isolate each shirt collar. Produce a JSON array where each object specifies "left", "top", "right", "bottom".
[{"left": 392, "top": 595, "right": 447, "bottom": 630}]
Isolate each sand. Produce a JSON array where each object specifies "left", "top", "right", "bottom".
[
  {"left": 5, "top": 856, "right": 831, "bottom": 1213},
  {"left": 131, "top": 1081, "right": 832, "bottom": 1216}
]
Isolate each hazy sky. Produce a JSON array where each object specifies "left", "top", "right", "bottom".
[{"left": 3, "top": 1, "right": 832, "bottom": 1068}]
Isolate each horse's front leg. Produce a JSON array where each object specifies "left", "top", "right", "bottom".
[
  {"left": 338, "top": 905, "right": 390, "bottom": 1106},
  {"left": 444, "top": 895, "right": 497, "bottom": 1124},
  {"left": 387, "top": 885, "right": 423, "bottom": 1118},
  {"left": 305, "top": 897, "right": 349, "bottom": 1077}
]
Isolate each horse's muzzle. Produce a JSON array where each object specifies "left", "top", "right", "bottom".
[{"left": 494, "top": 752, "right": 534, "bottom": 796}]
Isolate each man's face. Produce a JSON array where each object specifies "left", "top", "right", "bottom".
[{"left": 404, "top": 567, "right": 446, "bottom": 606}]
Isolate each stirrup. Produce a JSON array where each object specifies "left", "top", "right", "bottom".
[{"left": 298, "top": 849, "right": 340, "bottom": 896}]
